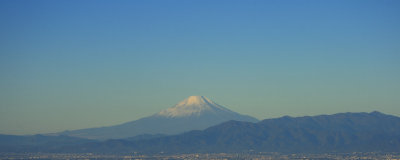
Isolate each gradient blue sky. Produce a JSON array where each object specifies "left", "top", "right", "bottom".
[{"left": 1, "top": 0, "right": 399, "bottom": 135}]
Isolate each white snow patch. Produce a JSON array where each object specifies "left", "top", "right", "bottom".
[{"left": 157, "top": 96, "right": 233, "bottom": 117}]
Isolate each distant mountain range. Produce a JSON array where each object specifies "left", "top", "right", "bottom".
[
  {"left": 54, "top": 96, "right": 258, "bottom": 140},
  {"left": 0, "top": 134, "right": 94, "bottom": 153},
  {"left": 2, "top": 111, "right": 400, "bottom": 154}
]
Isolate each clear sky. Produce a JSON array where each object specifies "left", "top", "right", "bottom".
[{"left": 0, "top": 0, "right": 399, "bottom": 135}]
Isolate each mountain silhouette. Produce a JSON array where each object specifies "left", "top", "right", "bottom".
[
  {"left": 64, "top": 111, "right": 400, "bottom": 154},
  {"left": 1, "top": 111, "right": 400, "bottom": 154},
  {"left": 56, "top": 96, "right": 258, "bottom": 139}
]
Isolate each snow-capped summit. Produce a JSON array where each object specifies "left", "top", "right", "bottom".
[
  {"left": 157, "top": 96, "right": 233, "bottom": 117},
  {"left": 180, "top": 95, "right": 212, "bottom": 105},
  {"left": 57, "top": 96, "right": 259, "bottom": 140}
]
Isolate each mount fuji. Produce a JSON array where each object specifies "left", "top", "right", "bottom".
[{"left": 57, "top": 96, "right": 258, "bottom": 140}]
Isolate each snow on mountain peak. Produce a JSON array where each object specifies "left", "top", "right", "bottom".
[
  {"left": 157, "top": 96, "right": 230, "bottom": 117},
  {"left": 178, "top": 96, "right": 213, "bottom": 106}
]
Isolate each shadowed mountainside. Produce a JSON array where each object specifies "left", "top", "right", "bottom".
[
  {"left": 56, "top": 96, "right": 258, "bottom": 140},
  {"left": 66, "top": 111, "right": 400, "bottom": 153},
  {"left": 1, "top": 111, "right": 399, "bottom": 154}
]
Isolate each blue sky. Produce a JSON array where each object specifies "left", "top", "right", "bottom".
[{"left": 1, "top": 0, "right": 399, "bottom": 135}]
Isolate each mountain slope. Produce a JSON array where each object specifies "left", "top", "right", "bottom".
[
  {"left": 0, "top": 134, "right": 94, "bottom": 152},
  {"left": 66, "top": 111, "right": 400, "bottom": 154},
  {"left": 2, "top": 111, "right": 399, "bottom": 154},
  {"left": 57, "top": 96, "right": 258, "bottom": 140}
]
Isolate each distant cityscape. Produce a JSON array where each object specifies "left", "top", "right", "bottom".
[{"left": 1, "top": 152, "right": 400, "bottom": 160}]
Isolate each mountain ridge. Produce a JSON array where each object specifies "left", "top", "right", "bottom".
[
  {"left": 1, "top": 111, "right": 400, "bottom": 154},
  {"left": 55, "top": 96, "right": 259, "bottom": 139},
  {"left": 64, "top": 111, "right": 400, "bottom": 154}
]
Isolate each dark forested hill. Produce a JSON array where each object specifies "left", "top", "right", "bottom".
[
  {"left": 2, "top": 111, "right": 400, "bottom": 154},
  {"left": 0, "top": 134, "right": 94, "bottom": 152},
  {"left": 111, "top": 111, "right": 400, "bottom": 153}
]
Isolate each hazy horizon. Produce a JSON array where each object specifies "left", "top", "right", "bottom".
[{"left": 1, "top": 0, "right": 399, "bottom": 135}]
